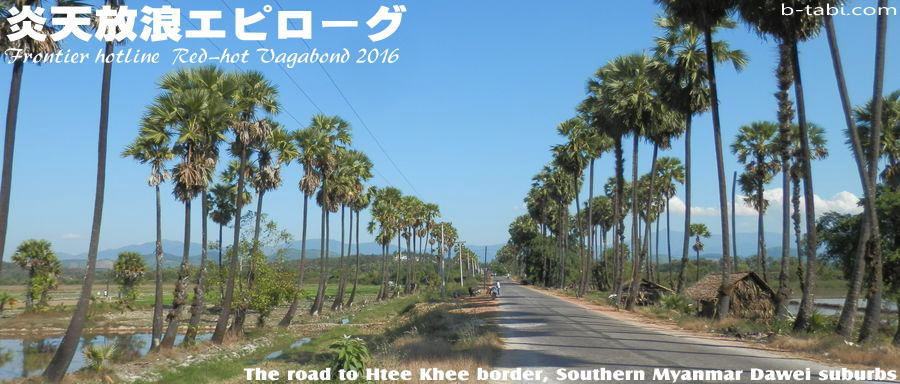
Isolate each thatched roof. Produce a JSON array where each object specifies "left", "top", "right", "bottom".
[
  {"left": 622, "top": 279, "right": 675, "bottom": 294},
  {"left": 685, "top": 271, "right": 774, "bottom": 301}
]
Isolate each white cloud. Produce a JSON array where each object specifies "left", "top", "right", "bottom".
[
  {"left": 667, "top": 196, "right": 719, "bottom": 217},
  {"left": 668, "top": 190, "right": 862, "bottom": 218},
  {"left": 61, "top": 233, "right": 82, "bottom": 240}
]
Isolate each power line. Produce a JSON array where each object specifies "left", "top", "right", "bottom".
[
  {"left": 167, "top": 0, "right": 394, "bottom": 186},
  {"left": 269, "top": 0, "right": 421, "bottom": 197}
]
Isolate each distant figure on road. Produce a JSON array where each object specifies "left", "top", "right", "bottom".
[{"left": 495, "top": 281, "right": 501, "bottom": 296}]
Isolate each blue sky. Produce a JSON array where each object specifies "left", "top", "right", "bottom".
[{"left": 1, "top": 0, "right": 897, "bottom": 256}]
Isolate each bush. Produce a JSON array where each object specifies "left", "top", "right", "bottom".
[
  {"left": 659, "top": 294, "right": 693, "bottom": 315},
  {"left": 329, "top": 335, "right": 370, "bottom": 375}
]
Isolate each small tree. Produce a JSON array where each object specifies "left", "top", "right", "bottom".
[
  {"left": 113, "top": 252, "right": 147, "bottom": 307},
  {"left": 689, "top": 224, "right": 711, "bottom": 282},
  {"left": 0, "top": 292, "right": 16, "bottom": 314},
  {"left": 12, "top": 240, "right": 61, "bottom": 311}
]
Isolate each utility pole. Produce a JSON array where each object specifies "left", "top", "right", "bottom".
[
  {"left": 484, "top": 246, "right": 488, "bottom": 294},
  {"left": 456, "top": 241, "right": 465, "bottom": 287},
  {"left": 439, "top": 225, "right": 446, "bottom": 298}
]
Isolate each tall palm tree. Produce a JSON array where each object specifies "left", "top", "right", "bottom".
[
  {"left": 653, "top": 14, "right": 746, "bottom": 293},
  {"left": 818, "top": 0, "right": 885, "bottom": 339},
  {"left": 731, "top": 121, "right": 779, "bottom": 282},
  {"left": 580, "top": 73, "right": 629, "bottom": 301},
  {"left": 43, "top": 2, "right": 118, "bottom": 379},
  {"left": 553, "top": 118, "right": 592, "bottom": 296},
  {"left": 655, "top": 0, "right": 741, "bottom": 318},
  {"left": 689, "top": 223, "right": 711, "bottom": 282},
  {"left": 232, "top": 122, "right": 295, "bottom": 330},
  {"left": 575, "top": 113, "right": 615, "bottom": 294},
  {"left": 855, "top": 0, "right": 890, "bottom": 343},
  {"left": 737, "top": 0, "right": 828, "bottom": 332},
  {"left": 346, "top": 184, "right": 374, "bottom": 307},
  {"left": 370, "top": 186, "right": 402, "bottom": 300},
  {"left": 122, "top": 123, "right": 173, "bottom": 351},
  {"left": 653, "top": 157, "right": 684, "bottom": 287},
  {"left": 774, "top": 43, "right": 795, "bottom": 318},
  {"left": 212, "top": 71, "right": 280, "bottom": 343},
  {"left": 305, "top": 115, "right": 352, "bottom": 315},
  {"left": 154, "top": 70, "right": 221, "bottom": 349},
  {"left": 331, "top": 150, "right": 370, "bottom": 309},
  {"left": 209, "top": 182, "right": 236, "bottom": 269},
  {"left": 279, "top": 126, "right": 322, "bottom": 326},
  {"left": 0, "top": 0, "right": 86, "bottom": 280}
]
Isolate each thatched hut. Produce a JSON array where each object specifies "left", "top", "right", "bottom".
[
  {"left": 621, "top": 279, "right": 675, "bottom": 305},
  {"left": 685, "top": 272, "right": 776, "bottom": 319}
]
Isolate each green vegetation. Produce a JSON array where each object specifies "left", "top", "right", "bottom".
[{"left": 12, "top": 239, "right": 61, "bottom": 312}]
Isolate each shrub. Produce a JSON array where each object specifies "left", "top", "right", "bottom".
[
  {"left": 659, "top": 294, "right": 693, "bottom": 315},
  {"left": 330, "top": 335, "right": 370, "bottom": 375}
]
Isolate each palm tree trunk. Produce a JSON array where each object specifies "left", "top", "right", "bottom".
[
  {"left": 893, "top": 297, "right": 900, "bottom": 346},
  {"left": 677, "top": 115, "right": 692, "bottom": 293},
  {"left": 347, "top": 210, "right": 361, "bottom": 307},
  {"left": 586, "top": 159, "right": 595, "bottom": 294},
  {"left": 613, "top": 135, "right": 626, "bottom": 304},
  {"left": 394, "top": 234, "right": 402, "bottom": 297},
  {"left": 655, "top": 215, "right": 660, "bottom": 283},
  {"left": 279, "top": 194, "right": 310, "bottom": 326},
  {"left": 185, "top": 190, "right": 211, "bottom": 344},
  {"left": 212, "top": 145, "right": 247, "bottom": 343},
  {"left": 311, "top": 193, "right": 329, "bottom": 315},
  {"left": 575, "top": 177, "right": 586, "bottom": 297},
  {"left": 43, "top": 41, "right": 112, "bottom": 383},
  {"left": 626, "top": 135, "right": 641, "bottom": 311},
  {"left": 731, "top": 171, "right": 737, "bottom": 271},
  {"left": 775, "top": 42, "right": 793, "bottom": 318},
  {"left": 378, "top": 243, "right": 388, "bottom": 301},
  {"left": 858, "top": 1, "right": 888, "bottom": 342},
  {"left": 666, "top": 197, "right": 672, "bottom": 288},
  {"left": 151, "top": 184, "right": 164, "bottom": 351},
  {"left": 331, "top": 205, "right": 347, "bottom": 310},
  {"left": 757, "top": 177, "right": 768, "bottom": 282},
  {"left": 233, "top": 189, "right": 265, "bottom": 332},
  {"left": 789, "top": 38, "right": 820, "bottom": 332},
  {"left": 703, "top": 27, "right": 733, "bottom": 320},
  {"left": 161, "top": 200, "right": 192, "bottom": 348},
  {"left": 0, "top": 59, "right": 23, "bottom": 279},
  {"left": 822, "top": 14, "right": 876, "bottom": 337}
]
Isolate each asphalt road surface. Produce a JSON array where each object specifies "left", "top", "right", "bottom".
[{"left": 492, "top": 279, "right": 892, "bottom": 384}]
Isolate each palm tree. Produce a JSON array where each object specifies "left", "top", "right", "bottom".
[
  {"left": 655, "top": 0, "right": 742, "bottom": 318},
  {"left": 553, "top": 118, "right": 592, "bottom": 296},
  {"left": 653, "top": 14, "right": 746, "bottom": 293},
  {"left": 819, "top": 0, "right": 886, "bottom": 339},
  {"left": 112, "top": 251, "right": 146, "bottom": 306},
  {"left": 855, "top": 89, "right": 897, "bottom": 341},
  {"left": 44, "top": 2, "right": 118, "bottom": 379},
  {"left": 156, "top": 71, "right": 218, "bottom": 349},
  {"left": 232, "top": 122, "right": 294, "bottom": 330},
  {"left": 122, "top": 123, "right": 173, "bottom": 351},
  {"left": 370, "top": 186, "right": 402, "bottom": 300},
  {"left": 209, "top": 183, "right": 236, "bottom": 269},
  {"left": 306, "top": 115, "right": 352, "bottom": 315},
  {"left": 0, "top": 0, "right": 86, "bottom": 279},
  {"left": 333, "top": 151, "right": 373, "bottom": 309},
  {"left": 346, "top": 185, "right": 374, "bottom": 307},
  {"left": 731, "top": 122, "right": 779, "bottom": 282},
  {"left": 689, "top": 223, "right": 710, "bottom": 282},
  {"left": 12, "top": 239, "right": 59, "bottom": 311},
  {"left": 737, "top": 0, "right": 830, "bottom": 332},
  {"left": 212, "top": 71, "right": 280, "bottom": 343},
  {"left": 279, "top": 126, "right": 322, "bottom": 326},
  {"left": 774, "top": 43, "right": 795, "bottom": 318},
  {"left": 653, "top": 157, "right": 684, "bottom": 287}
]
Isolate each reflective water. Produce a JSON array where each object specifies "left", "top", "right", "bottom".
[{"left": 0, "top": 333, "right": 210, "bottom": 382}]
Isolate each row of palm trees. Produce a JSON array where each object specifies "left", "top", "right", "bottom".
[
  {"left": 0, "top": 6, "right": 458, "bottom": 379},
  {"left": 513, "top": 0, "right": 891, "bottom": 344}
]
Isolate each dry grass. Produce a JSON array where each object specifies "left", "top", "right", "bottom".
[{"left": 770, "top": 335, "right": 900, "bottom": 369}]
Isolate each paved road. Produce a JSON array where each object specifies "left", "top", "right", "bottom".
[{"left": 492, "top": 280, "right": 892, "bottom": 384}]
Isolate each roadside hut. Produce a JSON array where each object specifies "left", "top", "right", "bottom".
[
  {"left": 684, "top": 272, "right": 776, "bottom": 319},
  {"left": 621, "top": 279, "right": 675, "bottom": 305}
]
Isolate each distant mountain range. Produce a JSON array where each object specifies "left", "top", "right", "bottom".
[{"left": 56, "top": 239, "right": 506, "bottom": 269}]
